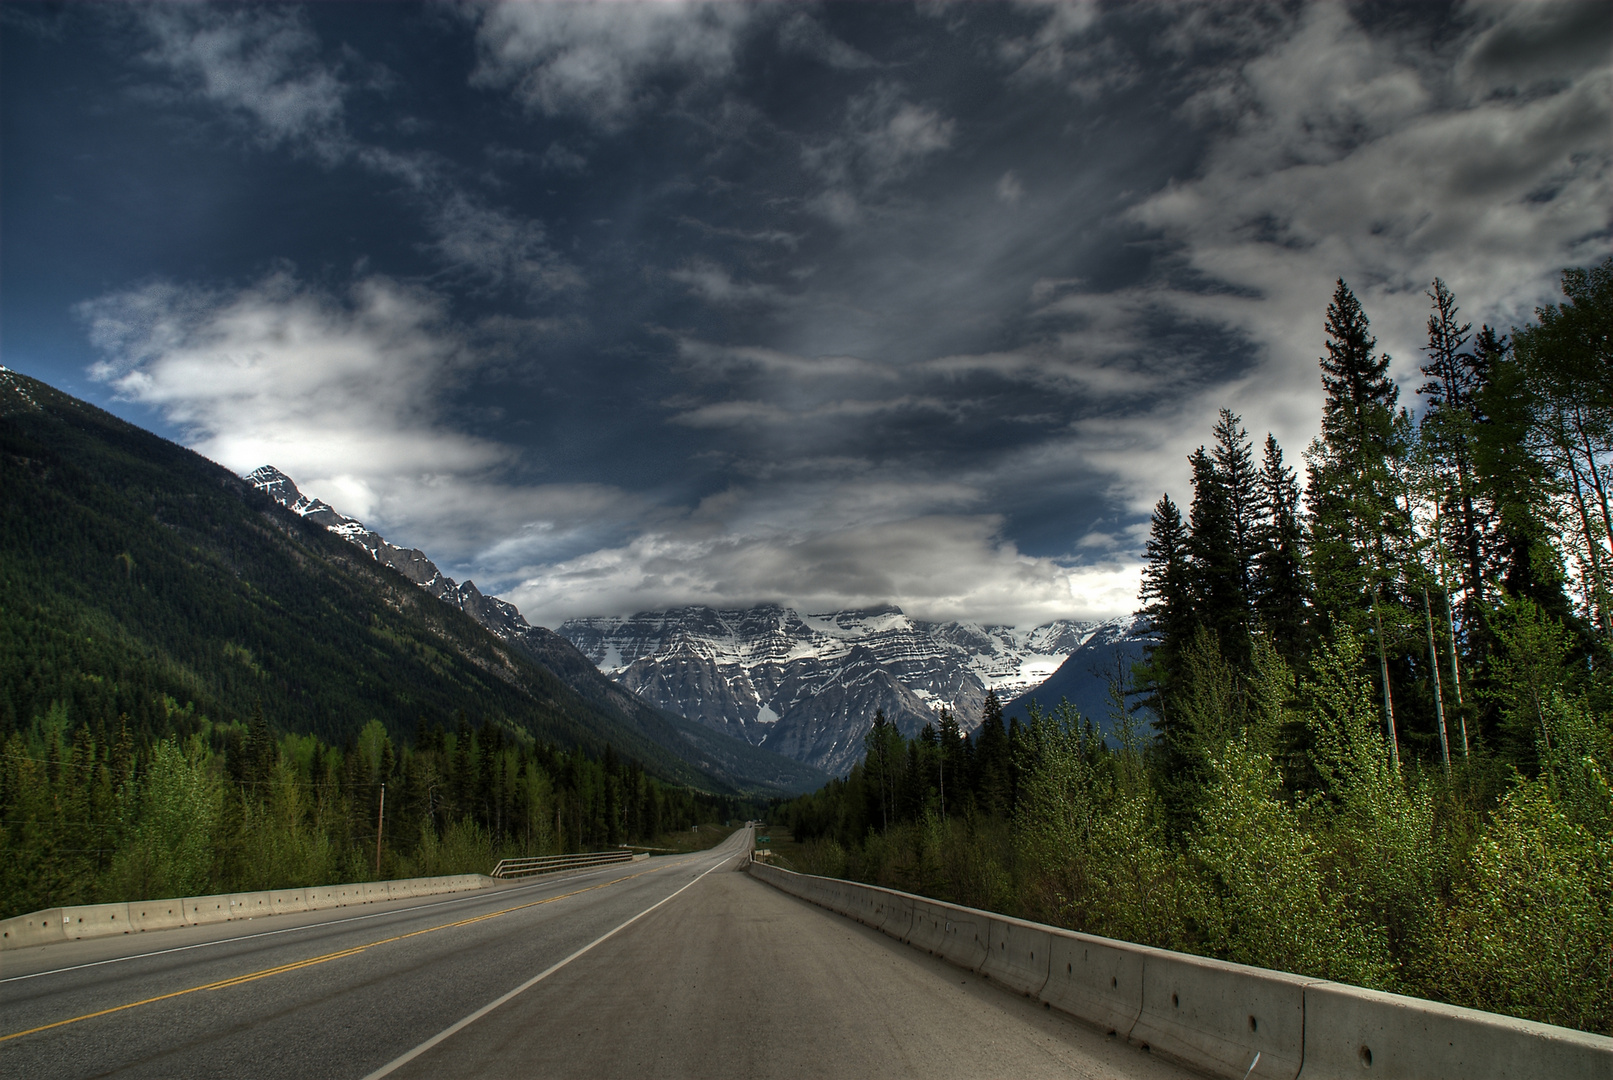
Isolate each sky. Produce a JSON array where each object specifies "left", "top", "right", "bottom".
[{"left": 2, "top": 1, "right": 1608, "bottom": 629}]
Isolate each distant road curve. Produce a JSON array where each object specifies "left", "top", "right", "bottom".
[{"left": 1, "top": 829, "right": 1189, "bottom": 1079}]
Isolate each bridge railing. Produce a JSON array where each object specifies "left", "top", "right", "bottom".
[{"left": 490, "top": 850, "right": 636, "bottom": 879}]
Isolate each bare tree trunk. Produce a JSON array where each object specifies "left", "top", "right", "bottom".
[
  {"left": 1571, "top": 407, "right": 1613, "bottom": 635},
  {"left": 1559, "top": 437, "right": 1612, "bottom": 637},
  {"left": 1445, "top": 590, "right": 1469, "bottom": 755},
  {"left": 1372, "top": 597, "right": 1400, "bottom": 770},
  {"left": 1431, "top": 503, "right": 1470, "bottom": 754},
  {"left": 1423, "top": 586, "right": 1451, "bottom": 774}
]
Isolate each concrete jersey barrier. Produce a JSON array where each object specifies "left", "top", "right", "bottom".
[
  {"left": 747, "top": 858, "right": 1613, "bottom": 1080},
  {"left": 0, "top": 872, "right": 498, "bottom": 951}
]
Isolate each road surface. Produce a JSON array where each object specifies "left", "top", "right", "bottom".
[{"left": 1, "top": 828, "right": 1195, "bottom": 1079}]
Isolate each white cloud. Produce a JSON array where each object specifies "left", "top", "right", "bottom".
[
  {"left": 135, "top": 6, "right": 571, "bottom": 298},
  {"left": 674, "top": 339, "right": 894, "bottom": 383},
  {"left": 1000, "top": 0, "right": 1138, "bottom": 100},
  {"left": 139, "top": 6, "right": 347, "bottom": 160},
  {"left": 471, "top": 2, "right": 755, "bottom": 130},
  {"left": 995, "top": 170, "right": 1024, "bottom": 205},
  {"left": 1001, "top": 1, "right": 1611, "bottom": 530},
  {"left": 540, "top": 141, "right": 589, "bottom": 173},
  {"left": 80, "top": 273, "right": 508, "bottom": 529},
  {"left": 667, "top": 259, "right": 781, "bottom": 307},
  {"left": 429, "top": 193, "right": 582, "bottom": 298},
  {"left": 802, "top": 81, "right": 956, "bottom": 224},
  {"left": 777, "top": 11, "right": 877, "bottom": 70},
  {"left": 507, "top": 511, "right": 1139, "bottom": 628}
]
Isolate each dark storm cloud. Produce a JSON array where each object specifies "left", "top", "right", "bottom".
[{"left": 3, "top": 2, "right": 1607, "bottom": 627}]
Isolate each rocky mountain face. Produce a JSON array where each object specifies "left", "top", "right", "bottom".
[
  {"left": 245, "top": 465, "right": 1147, "bottom": 778},
  {"left": 1005, "top": 618, "right": 1155, "bottom": 739},
  {"left": 245, "top": 467, "right": 827, "bottom": 794},
  {"left": 558, "top": 605, "right": 1140, "bottom": 775}
]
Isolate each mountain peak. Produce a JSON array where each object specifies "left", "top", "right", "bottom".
[{"left": 558, "top": 602, "right": 1127, "bottom": 774}]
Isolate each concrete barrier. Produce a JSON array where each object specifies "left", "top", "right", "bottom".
[
  {"left": 1132, "top": 948, "right": 1307, "bottom": 1080},
  {"left": 305, "top": 884, "right": 340, "bottom": 907},
  {"left": 877, "top": 891, "right": 914, "bottom": 939},
  {"left": 128, "top": 900, "right": 188, "bottom": 932},
  {"left": 185, "top": 895, "right": 230, "bottom": 923},
  {"left": 937, "top": 909, "right": 991, "bottom": 971},
  {"left": 743, "top": 861, "right": 1613, "bottom": 1079},
  {"left": 60, "top": 902, "right": 133, "bottom": 940},
  {"left": 3, "top": 873, "right": 496, "bottom": 951},
  {"left": 269, "top": 888, "right": 310, "bottom": 915},
  {"left": 981, "top": 916, "right": 1053, "bottom": 997},
  {"left": 905, "top": 900, "right": 951, "bottom": 953},
  {"left": 1041, "top": 931, "right": 1143, "bottom": 1037},
  {"left": 0, "top": 909, "right": 67, "bottom": 948},
  {"left": 229, "top": 892, "right": 273, "bottom": 918},
  {"left": 1298, "top": 980, "right": 1613, "bottom": 1080}
]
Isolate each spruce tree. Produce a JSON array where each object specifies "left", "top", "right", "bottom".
[
  {"left": 1137, "top": 493, "right": 1193, "bottom": 726},
  {"left": 1189, "top": 446, "right": 1250, "bottom": 668},
  {"left": 1254, "top": 433, "right": 1309, "bottom": 661},
  {"left": 1512, "top": 259, "right": 1613, "bottom": 639},
  {"left": 1418, "top": 279, "right": 1491, "bottom": 631},
  {"left": 1212, "top": 408, "right": 1261, "bottom": 598},
  {"left": 972, "top": 691, "right": 1011, "bottom": 816},
  {"left": 1305, "top": 280, "right": 1406, "bottom": 764}
]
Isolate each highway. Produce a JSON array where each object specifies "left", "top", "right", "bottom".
[{"left": 1, "top": 828, "right": 1193, "bottom": 1079}]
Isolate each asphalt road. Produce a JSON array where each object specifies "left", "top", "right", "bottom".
[{"left": 1, "top": 828, "right": 1195, "bottom": 1079}]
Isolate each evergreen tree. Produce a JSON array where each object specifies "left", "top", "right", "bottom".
[
  {"left": 1305, "top": 280, "right": 1407, "bottom": 764},
  {"left": 1419, "top": 279, "right": 1490, "bottom": 627},
  {"left": 1254, "top": 433, "right": 1309, "bottom": 661},
  {"left": 862, "top": 709, "right": 900, "bottom": 833},
  {"left": 1212, "top": 408, "right": 1261, "bottom": 598},
  {"left": 1137, "top": 493, "right": 1193, "bottom": 725},
  {"left": 937, "top": 708, "right": 963, "bottom": 817},
  {"left": 1512, "top": 258, "right": 1613, "bottom": 638},
  {"left": 1189, "top": 446, "right": 1250, "bottom": 668},
  {"left": 972, "top": 691, "right": 1012, "bottom": 817}
]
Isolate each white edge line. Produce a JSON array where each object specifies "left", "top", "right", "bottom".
[
  {"left": 0, "top": 860, "right": 663, "bottom": 986},
  {"left": 360, "top": 837, "right": 748, "bottom": 1080}
]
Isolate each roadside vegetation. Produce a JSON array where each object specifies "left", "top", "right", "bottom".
[
  {"left": 0, "top": 713, "right": 747, "bottom": 921},
  {"left": 777, "top": 262, "right": 1613, "bottom": 1036}
]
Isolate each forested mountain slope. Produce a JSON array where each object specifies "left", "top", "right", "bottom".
[
  {"left": 0, "top": 369, "right": 812, "bottom": 794},
  {"left": 243, "top": 465, "right": 825, "bottom": 795}
]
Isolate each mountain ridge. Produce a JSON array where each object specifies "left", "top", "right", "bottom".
[
  {"left": 0, "top": 368, "right": 819, "bottom": 795},
  {"left": 559, "top": 604, "right": 1142, "bottom": 774},
  {"left": 245, "top": 467, "right": 827, "bottom": 794}
]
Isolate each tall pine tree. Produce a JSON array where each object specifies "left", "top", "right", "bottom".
[
  {"left": 1253, "top": 433, "right": 1309, "bottom": 661},
  {"left": 1189, "top": 445, "right": 1250, "bottom": 668},
  {"left": 1305, "top": 279, "right": 1406, "bottom": 765},
  {"left": 1137, "top": 492, "right": 1193, "bottom": 727}
]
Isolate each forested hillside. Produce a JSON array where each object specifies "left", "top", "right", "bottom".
[
  {"left": 777, "top": 261, "right": 1613, "bottom": 1035},
  {"left": 0, "top": 371, "right": 755, "bottom": 917}
]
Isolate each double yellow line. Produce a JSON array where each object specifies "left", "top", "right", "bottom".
[{"left": 1, "top": 859, "right": 689, "bottom": 1045}]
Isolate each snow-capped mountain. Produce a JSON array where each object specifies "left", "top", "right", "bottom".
[
  {"left": 246, "top": 464, "right": 1143, "bottom": 778},
  {"left": 247, "top": 466, "right": 527, "bottom": 637},
  {"left": 558, "top": 604, "right": 1142, "bottom": 775},
  {"left": 244, "top": 466, "right": 830, "bottom": 793}
]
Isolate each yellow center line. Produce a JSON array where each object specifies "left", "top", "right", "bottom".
[{"left": 1, "top": 857, "right": 697, "bottom": 1045}]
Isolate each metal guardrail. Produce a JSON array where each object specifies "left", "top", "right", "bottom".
[{"left": 490, "top": 850, "right": 635, "bottom": 879}]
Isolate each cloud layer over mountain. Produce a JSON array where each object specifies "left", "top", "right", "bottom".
[{"left": 5, "top": 1, "right": 1607, "bottom": 627}]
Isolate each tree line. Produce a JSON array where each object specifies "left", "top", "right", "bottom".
[
  {"left": 776, "top": 260, "right": 1613, "bottom": 1035},
  {"left": 1, "top": 707, "right": 745, "bottom": 921}
]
